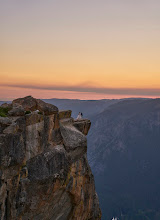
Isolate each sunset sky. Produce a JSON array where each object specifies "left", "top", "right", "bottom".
[{"left": 0, "top": 0, "right": 160, "bottom": 100}]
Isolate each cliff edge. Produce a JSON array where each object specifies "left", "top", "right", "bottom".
[{"left": 0, "top": 96, "right": 101, "bottom": 220}]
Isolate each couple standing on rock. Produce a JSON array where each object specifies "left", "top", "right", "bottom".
[{"left": 76, "top": 112, "right": 83, "bottom": 120}]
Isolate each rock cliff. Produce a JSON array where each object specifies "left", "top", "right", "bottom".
[{"left": 0, "top": 96, "right": 101, "bottom": 220}]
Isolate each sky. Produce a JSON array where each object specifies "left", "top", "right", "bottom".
[{"left": 0, "top": 0, "right": 160, "bottom": 100}]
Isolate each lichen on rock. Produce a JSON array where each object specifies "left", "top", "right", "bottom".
[{"left": 0, "top": 96, "right": 101, "bottom": 220}]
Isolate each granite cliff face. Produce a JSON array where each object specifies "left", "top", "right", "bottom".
[{"left": 0, "top": 96, "right": 101, "bottom": 220}]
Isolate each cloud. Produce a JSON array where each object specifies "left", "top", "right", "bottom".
[{"left": 1, "top": 83, "right": 160, "bottom": 97}]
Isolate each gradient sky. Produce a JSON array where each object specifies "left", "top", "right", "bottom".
[{"left": 0, "top": 0, "right": 160, "bottom": 100}]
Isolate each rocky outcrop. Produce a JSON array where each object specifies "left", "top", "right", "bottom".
[
  {"left": 73, "top": 119, "right": 91, "bottom": 136},
  {"left": 0, "top": 96, "right": 101, "bottom": 220}
]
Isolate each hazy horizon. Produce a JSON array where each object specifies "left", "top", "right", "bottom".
[{"left": 0, "top": 95, "right": 155, "bottom": 102}]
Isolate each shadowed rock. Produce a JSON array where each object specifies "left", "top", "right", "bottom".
[
  {"left": 8, "top": 105, "right": 25, "bottom": 117},
  {"left": 0, "top": 117, "right": 12, "bottom": 126},
  {"left": 73, "top": 118, "right": 91, "bottom": 135}
]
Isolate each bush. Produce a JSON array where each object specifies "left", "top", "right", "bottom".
[
  {"left": 0, "top": 107, "right": 9, "bottom": 117},
  {"left": 25, "top": 111, "right": 31, "bottom": 115}
]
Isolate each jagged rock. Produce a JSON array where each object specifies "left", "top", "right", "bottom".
[
  {"left": 0, "top": 96, "right": 101, "bottom": 220},
  {"left": 25, "top": 112, "right": 44, "bottom": 126},
  {"left": 0, "top": 117, "right": 13, "bottom": 133},
  {"left": 8, "top": 105, "right": 25, "bottom": 116},
  {"left": 0, "top": 133, "right": 25, "bottom": 167},
  {"left": 60, "top": 124, "right": 87, "bottom": 151},
  {"left": 59, "top": 110, "right": 72, "bottom": 120},
  {"left": 13, "top": 96, "right": 58, "bottom": 115},
  {"left": 27, "top": 145, "right": 68, "bottom": 181},
  {"left": 60, "top": 117, "right": 74, "bottom": 126},
  {"left": 3, "top": 123, "right": 19, "bottom": 134},
  {"left": 0, "top": 117, "right": 12, "bottom": 126},
  {"left": 36, "top": 99, "right": 58, "bottom": 115},
  {"left": 13, "top": 96, "right": 38, "bottom": 111},
  {"left": 73, "top": 118, "right": 91, "bottom": 135}
]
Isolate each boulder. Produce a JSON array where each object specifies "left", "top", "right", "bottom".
[
  {"left": 25, "top": 112, "right": 44, "bottom": 126},
  {"left": 60, "top": 124, "right": 87, "bottom": 151},
  {"left": 0, "top": 117, "right": 12, "bottom": 133},
  {"left": 13, "top": 96, "right": 37, "bottom": 111},
  {"left": 0, "top": 117, "right": 12, "bottom": 126},
  {"left": 59, "top": 110, "right": 72, "bottom": 120},
  {"left": 37, "top": 99, "right": 58, "bottom": 115},
  {"left": 8, "top": 106, "right": 25, "bottom": 116},
  {"left": 13, "top": 96, "right": 58, "bottom": 115},
  {"left": 3, "top": 123, "right": 19, "bottom": 134},
  {"left": 73, "top": 119, "right": 91, "bottom": 135},
  {"left": 60, "top": 117, "right": 74, "bottom": 126}
]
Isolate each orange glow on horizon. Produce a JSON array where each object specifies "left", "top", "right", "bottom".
[
  {"left": 0, "top": 86, "right": 160, "bottom": 101},
  {"left": 1, "top": 1, "right": 160, "bottom": 100}
]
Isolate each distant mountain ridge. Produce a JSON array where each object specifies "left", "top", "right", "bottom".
[
  {"left": 88, "top": 98, "right": 160, "bottom": 220},
  {"left": 42, "top": 98, "right": 121, "bottom": 118},
  {"left": 42, "top": 98, "right": 149, "bottom": 118}
]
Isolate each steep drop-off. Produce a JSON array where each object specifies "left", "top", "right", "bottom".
[
  {"left": 88, "top": 99, "right": 160, "bottom": 220},
  {"left": 0, "top": 96, "right": 101, "bottom": 220}
]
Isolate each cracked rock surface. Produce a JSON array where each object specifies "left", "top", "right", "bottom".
[{"left": 0, "top": 96, "right": 101, "bottom": 220}]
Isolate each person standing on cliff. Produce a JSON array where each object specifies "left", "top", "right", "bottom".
[{"left": 76, "top": 112, "right": 83, "bottom": 120}]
